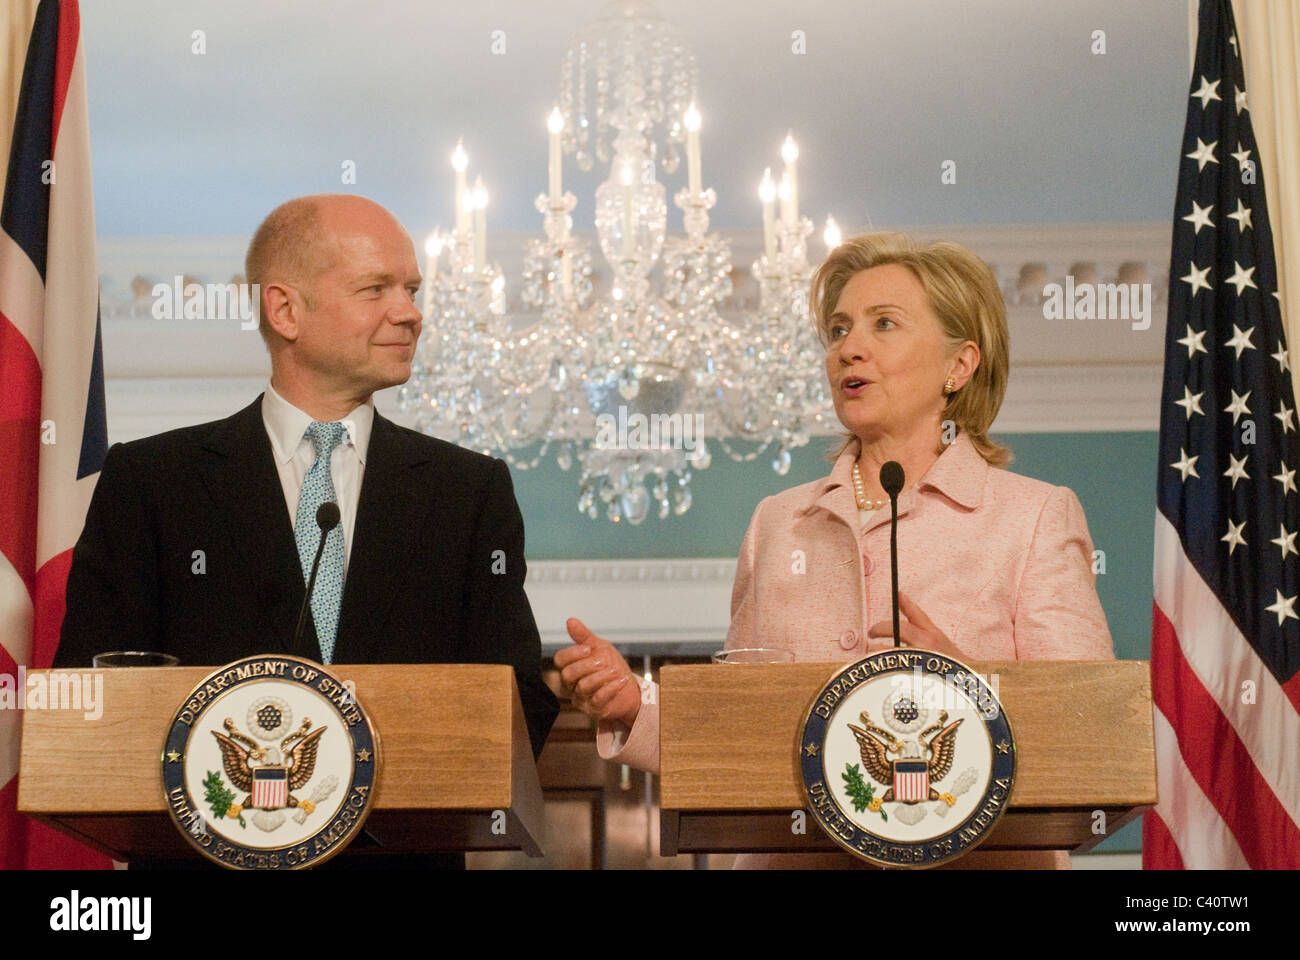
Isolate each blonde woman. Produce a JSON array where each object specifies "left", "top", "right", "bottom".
[{"left": 557, "top": 233, "right": 1114, "bottom": 868}]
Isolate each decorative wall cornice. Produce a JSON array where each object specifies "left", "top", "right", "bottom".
[
  {"left": 525, "top": 558, "right": 738, "bottom": 584},
  {"left": 97, "top": 222, "right": 1169, "bottom": 442},
  {"left": 523, "top": 558, "right": 738, "bottom": 651}
]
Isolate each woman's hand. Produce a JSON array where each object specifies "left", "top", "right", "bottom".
[
  {"left": 867, "top": 591, "right": 966, "bottom": 660},
  {"left": 554, "top": 618, "right": 643, "bottom": 728}
]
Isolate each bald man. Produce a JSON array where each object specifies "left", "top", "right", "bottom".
[{"left": 55, "top": 195, "right": 559, "bottom": 865}]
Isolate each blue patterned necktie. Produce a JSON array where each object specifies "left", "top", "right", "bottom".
[{"left": 294, "top": 421, "right": 345, "bottom": 664}]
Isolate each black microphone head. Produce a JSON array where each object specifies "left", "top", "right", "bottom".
[
  {"left": 316, "top": 502, "right": 341, "bottom": 531},
  {"left": 879, "top": 461, "right": 905, "bottom": 497}
]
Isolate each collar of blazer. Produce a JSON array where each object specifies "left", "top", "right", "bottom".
[
  {"left": 797, "top": 429, "right": 989, "bottom": 534},
  {"left": 195, "top": 395, "right": 436, "bottom": 662}
]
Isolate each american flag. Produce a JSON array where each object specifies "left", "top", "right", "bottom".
[
  {"left": 0, "top": 0, "right": 110, "bottom": 869},
  {"left": 1145, "top": 0, "right": 1300, "bottom": 869}
]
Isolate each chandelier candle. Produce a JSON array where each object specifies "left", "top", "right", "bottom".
[
  {"left": 685, "top": 102, "right": 702, "bottom": 196},
  {"left": 824, "top": 216, "right": 842, "bottom": 251},
  {"left": 423, "top": 231, "right": 441, "bottom": 316},
  {"left": 473, "top": 176, "right": 487, "bottom": 272},
  {"left": 451, "top": 140, "right": 469, "bottom": 236},
  {"left": 782, "top": 133, "right": 799, "bottom": 225},
  {"left": 548, "top": 107, "right": 564, "bottom": 202},
  {"left": 760, "top": 168, "right": 777, "bottom": 261}
]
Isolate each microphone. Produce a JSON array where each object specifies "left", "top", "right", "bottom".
[
  {"left": 879, "top": 462, "right": 905, "bottom": 649},
  {"left": 288, "top": 500, "right": 381, "bottom": 849},
  {"left": 293, "top": 502, "right": 341, "bottom": 654}
]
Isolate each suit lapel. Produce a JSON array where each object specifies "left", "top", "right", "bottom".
[
  {"left": 197, "top": 396, "right": 310, "bottom": 656},
  {"left": 335, "top": 411, "right": 433, "bottom": 662}
]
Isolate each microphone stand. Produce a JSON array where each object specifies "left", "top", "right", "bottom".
[
  {"left": 879, "top": 462, "right": 905, "bottom": 649},
  {"left": 289, "top": 502, "right": 382, "bottom": 849},
  {"left": 292, "top": 502, "right": 341, "bottom": 653},
  {"left": 890, "top": 496, "right": 900, "bottom": 649}
]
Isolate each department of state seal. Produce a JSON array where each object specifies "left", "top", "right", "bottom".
[
  {"left": 161, "top": 655, "right": 380, "bottom": 869},
  {"left": 798, "top": 649, "right": 1014, "bottom": 868}
]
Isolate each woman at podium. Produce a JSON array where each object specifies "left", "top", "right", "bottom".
[{"left": 556, "top": 232, "right": 1114, "bottom": 868}]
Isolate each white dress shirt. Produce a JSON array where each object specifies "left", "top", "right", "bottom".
[{"left": 261, "top": 382, "right": 374, "bottom": 572}]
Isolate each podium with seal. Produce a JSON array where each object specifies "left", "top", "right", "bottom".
[
  {"left": 658, "top": 654, "right": 1155, "bottom": 867},
  {"left": 17, "top": 660, "right": 546, "bottom": 868}
]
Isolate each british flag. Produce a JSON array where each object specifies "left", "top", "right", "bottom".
[
  {"left": 1144, "top": 0, "right": 1300, "bottom": 868},
  {"left": 0, "top": 0, "right": 109, "bottom": 870}
]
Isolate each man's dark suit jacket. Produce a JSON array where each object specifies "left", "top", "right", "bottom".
[{"left": 55, "top": 396, "right": 559, "bottom": 866}]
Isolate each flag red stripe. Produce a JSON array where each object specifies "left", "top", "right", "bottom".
[
  {"left": 0, "top": 313, "right": 41, "bottom": 421},
  {"left": 0, "top": 311, "right": 42, "bottom": 596},
  {"left": 0, "top": 632, "right": 20, "bottom": 869},
  {"left": 50, "top": 0, "right": 79, "bottom": 155},
  {"left": 1283, "top": 667, "right": 1300, "bottom": 716},
  {"left": 0, "top": 641, "right": 17, "bottom": 695},
  {"left": 1151, "top": 602, "right": 1300, "bottom": 868},
  {"left": 32, "top": 549, "right": 73, "bottom": 669},
  {"left": 24, "top": 816, "right": 110, "bottom": 869},
  {"left": 1141, "top": 808, "right": 1186, "bottom": 870},
  {"left": 0, "top": 776, "right": 28, "bottom": 869},
  {"left": 2, "top": 625, "right": 25, "bottom": 871}
]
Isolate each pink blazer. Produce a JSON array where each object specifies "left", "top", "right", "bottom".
[{"left": 595, "top": 430, "right": 1114, "bottom": 867}]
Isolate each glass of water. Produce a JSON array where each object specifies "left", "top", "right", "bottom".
[
  {"left": 91, "top": 651, "right": 180, "bottom": 667},
  {"left": 710, "top": 648, "right": 795, "bottom": 664}
]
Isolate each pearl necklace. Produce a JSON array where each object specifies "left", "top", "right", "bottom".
[{"left": 851, "top": 460, "right": 892, "bottom": 511}]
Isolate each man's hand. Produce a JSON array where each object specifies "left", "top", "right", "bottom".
[
  {"left": 867, "top": 591, "right": 966, "bottom": 659},
  {"left": 554, "top": 618, "right": 643, "bottom": 728}
]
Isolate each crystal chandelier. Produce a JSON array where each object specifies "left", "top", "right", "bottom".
[{"left": 398, "top": 0, "right": 837, "bottom": 523}]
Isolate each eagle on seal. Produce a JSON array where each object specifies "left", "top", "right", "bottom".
[
  {"left": 848, "top": 709, "right": 963, "bottom": 803},
  {"left": 211, "top": 717, "right": 326, "bottom": 810}
]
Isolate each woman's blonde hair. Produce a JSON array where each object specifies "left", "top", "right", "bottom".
[{"left": 810, "top": 231, "right": 1012, "bottom": 467}]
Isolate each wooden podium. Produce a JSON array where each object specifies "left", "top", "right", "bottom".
[
  {"left": 658, "top": 660, "right": 1155, "bottom": 858},
  {"left": 17, "top": 663, "right": 546, "bottom": 862}
]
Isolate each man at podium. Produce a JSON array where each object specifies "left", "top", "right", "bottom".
[
  {"left": 557, "top": 233, "right": 1115, "bottom": 869},
  {"left": 54, "top": 195, "right": 559, "bottom": 864}
]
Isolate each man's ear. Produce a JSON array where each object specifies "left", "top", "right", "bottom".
[{"left": 263, "top": 281, "right": 302, "bottom": 342}]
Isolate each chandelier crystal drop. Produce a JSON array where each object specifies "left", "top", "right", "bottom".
[{"left": 398, "top": 0, "right": 836, "bottom": 523}]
